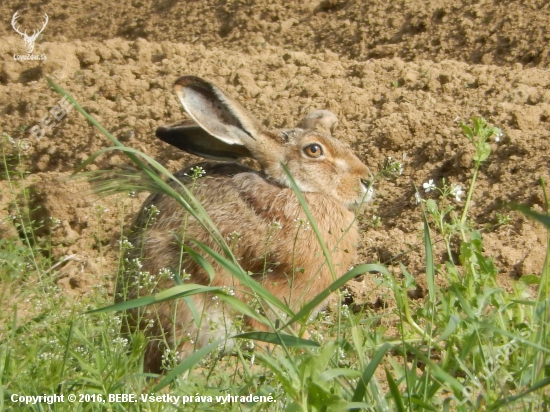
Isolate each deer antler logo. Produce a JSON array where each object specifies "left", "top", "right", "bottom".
[{"left": 11, "top": 11, "right": 49, "bottom": 54}]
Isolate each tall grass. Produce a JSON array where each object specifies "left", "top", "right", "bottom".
[{"left": 0, "top": 79, "right": 548, "bottom": 411}]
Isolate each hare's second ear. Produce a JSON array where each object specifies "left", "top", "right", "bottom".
[
  {"left": 156, "top": 120, "right": 252, "bottom": 161},
  {"left": 297, "top": 110, "right": 339, "bottom": 136},
  {"left": 174, "top": 76, "right": 262, "bottom": 146}
]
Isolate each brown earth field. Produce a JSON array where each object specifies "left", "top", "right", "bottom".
[{"left": 1, "top": 1, "right": 549, "bottom": 327}]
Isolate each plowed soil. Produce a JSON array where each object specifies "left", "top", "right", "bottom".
[{"left": 1, "top": 0, "right": 549, "bottom": 307}]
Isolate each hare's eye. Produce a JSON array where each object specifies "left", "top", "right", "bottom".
[{"left": 303, "top": 143, "right": 323, "bottom": 158}]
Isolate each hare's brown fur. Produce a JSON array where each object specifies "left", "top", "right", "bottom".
[{"left": 118, "top": 76, "right": 372, "bottom": 373}]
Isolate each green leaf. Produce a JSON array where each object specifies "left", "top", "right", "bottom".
[
  {"left": 518, "top": 274, "right": 542, "bottom": 285},
  {"left": 436, "top": 314, "right": 460, "bottom": 342},
  {"left": 460, "top": 123, "right": 473, "bottom": 140},
  {"left": 426, "top": 198, "right": 438, "bottom": 214},
  {"left": 400, "top": 262, "right": 416, "bottom": 289},
  {"left": 474, "top": 141, "right": 491, "bottom": 163}
]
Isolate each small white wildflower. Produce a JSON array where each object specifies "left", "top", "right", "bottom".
[
  {"left": 113, "top": 337, "right": 129, "bottom": 347},
  {"left": 338, "top": 347, "right": 346, "bottom": 360},
  {"left": 159, "top": 267, "right": 174, "bottom": 280},
  {"left": 227, "top": 231, "right": 241, "bottom": 241},
  {"left": 451, "top": 185, "right": 463, "bottom": 202},
  {"left": 39, "top": 352, "right": 55, "bottom": 361},
  {"left": 223, "top": 286, "right": 236, "bottom": 296},
  {"left": 118, "top": 238, "right": 133, "bottom": 249},
  {"left": 191, "top": 166, "right": 206, "bottom": 177},
  {"left": 144, "top": 205, "right": 160, "bottom": 220},
  {"left": 49, "top": 217, "right": 61, "bottom": 229},
  {"left": 423, "top": 179, "right": 436, "bottom": 193},
  {"left": 19, "top": 139, "right": 31, "bottom": 152},
  {"left": 414, "top": 192, "right": 422, "bottom": 204},
  {"left": 181, "top": 270, "right": 191, "bottom": 281}
]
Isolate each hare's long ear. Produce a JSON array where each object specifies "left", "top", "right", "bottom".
[
  {"left": 156, "top": 120, "right": 252, "bottom": 161},
  {"left": 173, "top": 76, "right": 262, "bottom": 147}
]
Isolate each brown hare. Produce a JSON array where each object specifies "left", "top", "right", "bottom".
[{"left": 119, "top": 76, "right": 373, "bottom": 372}]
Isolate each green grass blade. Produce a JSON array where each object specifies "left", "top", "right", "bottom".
[
  {"left": 318, "top": 368, "right": 362, "bottom": 382},
  {"left": 281, "top": 164, "right": 336, "bottom": 278},
  {"left": 487, "top": 376, "right": 550, "bottom": 411},
  {"left": 351, "top": 342, "right": 390, "bottom": 405},
  {"left": 385, "top": 366, "right": 405, "bottom": 412},
  {"left": 152, "top": 340, "right": 223, "bottom": 391},
  {"left": 87, "top": 295, "right": 158, "bottom": 314},
  {"left": 233, "top": 332, "right": 320, "bottom": 348},
  {"left": 217, "top": 295, "right": 270, "bottom": 327},
  {"left": 47, "top": 78, "right": 148, "bottom": 169},
  {"left": 470, "top": 321, "right": 550, "bottom": 354},
  {"left": 343, "top": 403, "right": 376, "bottom": 410},
  {"left": 408, "top": 397, "right": 439, "bottom": 411},
  {"left": 180, "top": 244, "right": 216, "bottom": 282},
  {"left": 283, "top": 263, "right": 389, "bottom": 329},
  {"left": 510, "top": 203, "right": 550, "bottom": 229},
  {"left": 421, "top": 207, "right": 436, "bottom": 302},
  {"left": 49, "top": 79, "right": 241, "bottom": 269},
  {"left": 154, "top": 285, "right": 220, "bottom": 301},
  {"left": 86, "top": 284, "right": 222, "bottom": 314},
  {"left": 404, "top": 344, "right": 465, "bottom": 394},
  {"left": 189, "top": 238, "right": 292, "bottom": 316}
]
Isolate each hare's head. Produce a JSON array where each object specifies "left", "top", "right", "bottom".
[{"left": 156, "top": 76, "right": 373, "bottom": 210}]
